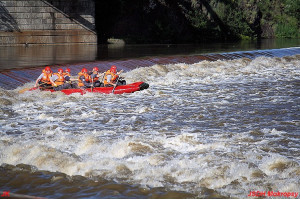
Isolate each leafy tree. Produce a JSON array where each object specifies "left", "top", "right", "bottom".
[{"left": 95, "top": 0, "right": 300, "bottom": 43}]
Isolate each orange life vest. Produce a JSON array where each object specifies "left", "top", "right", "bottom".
[
  {"left": 103, "top": 70, "right": 118, "bottom": 86},
  {"left": 41, "top": 70, "right": 52, "bottom": 84},
  {"left": 78, "top": 72, "right": 91, "bottom": 87},
  {"left": 63, "top": 72, "right": 71, "bottom": 77},
  {"left": 52, "top": 73, "right": 65, "bottom": 86}
]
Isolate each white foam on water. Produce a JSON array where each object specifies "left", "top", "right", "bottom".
[{"left": 1, "top": 55, "right": 300, "bottom": 198}]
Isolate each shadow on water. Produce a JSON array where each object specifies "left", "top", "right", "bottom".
[
  {"left": 97, "top": 39, "right": 300, "bottom": 61},
  {"left": 0, "top": 44, "right": 97, "bottom": 71},
  {"left": 1, "top": 164, "right": 201, "bottom": 199},
  {"left": 0, "top": 38, "right": 299, "bottom": 71}
]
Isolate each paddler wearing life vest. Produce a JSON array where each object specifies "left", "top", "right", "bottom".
[
  {"left": 50, "top": 68, "right": 71, "bottom": 91},
  {"left": 78, "top": 68, "right": 92, "bottom": 88},
  {"left": 63, "top": 68, "right": 71, "bottom": 79},
  {"left": 90, "top": 67, "right": 104, "bottom": 87},
  {"left": 63, "top": 68, "right": 77, "bottom": 88},
  {"left": 103, "top": 65, "right": 126, "bottom": 87},
  {"left": 34, "top": 66, "right": 52, "bottom": 88}
]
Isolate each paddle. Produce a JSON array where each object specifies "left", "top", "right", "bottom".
[
  {"left": 19, "top": 82, "right": 49, "bottom": 94},
  {"left": 91, "top": 77, "right": 94, "bottom": 92},
  {"left": 19, "top": 87, "right": 32, "bottom": 94},
  {"left": 100, "top": 72, "right": 105, "bottom": 87},
  {"left": 112, "top": 71, "right": 123, "bottom": 94}
]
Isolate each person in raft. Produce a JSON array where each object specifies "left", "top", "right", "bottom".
[
  {"left": 90, "top": 67, "right": 104, "bottom": 87},
  {"left": 78, "top": 68, "right": 92, "bottom": 88},
  {"left": 34, "top": 66, "right": 53, "bottom": 88},
  {"left": 103, "top": 65, "right": 126, "bottom": 87},
  {"left": 63, "top": 68, "right": 77, "bottom": 88},
  {"left": 50, "top": 68, "right": 71, "bottom": 91},
  {"left": 63, "top": 68, "right": 71, "bottom": 80}
]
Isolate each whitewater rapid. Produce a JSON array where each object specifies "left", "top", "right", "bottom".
[{"left": 1, "top": 55, "right": 300, "bottom": 198}]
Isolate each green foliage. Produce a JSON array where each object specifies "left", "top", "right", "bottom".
[
  {"left": 275, "top": 17, "right": 299, "bottom": 38},
  {"left": 97, "top": 0, "right": 300, "bottom": 44},
  {"left": 284, "top": 0, "right": 300, "bottom": 22},
  {"left": 255, "top": 0, "right": 299, "bottom": 38},
  {"left": 217, "top": 3, "right": 254, "bottom": 38},
  {"left": 188, "top": 10, "right": 209, "bottom": 30}
]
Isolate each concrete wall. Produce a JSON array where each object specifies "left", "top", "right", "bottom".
[{"left": 0, "top": 0, "right": 97, "bottom": 46}]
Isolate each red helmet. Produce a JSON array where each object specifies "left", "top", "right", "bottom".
[
  {"left": 93, "top": 67, "right": 99, "bottom": 72},
  {"left": 45, "top": 66, "right": 51, "bottom": 72},
  {"left": 110, "top": 65, "right": 117, "bottom": 73},
  {"left": 81, "top": 68, "right": 88, "bottom": 73},
  {"left": 58, "top": 68, "right": 63, "bottom": 73},
  {"left": 65, "top": 68, "right": 71, "bottom": 73}
]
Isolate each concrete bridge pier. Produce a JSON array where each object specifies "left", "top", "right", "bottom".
[{"left": 0, "top": 0, "right": 97, "bottom": 46}]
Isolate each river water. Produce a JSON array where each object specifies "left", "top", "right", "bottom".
[
  {"left": 0, "top": 40, "right": 300, "bottom": 198},
  {"left": 0, "top": 38, "right": 299, "bottom": 70}
]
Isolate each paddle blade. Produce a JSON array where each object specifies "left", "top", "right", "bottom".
[
  {"left": 19, "top": 88, "right": 31, "bottom": 94},
  {"left": 18, "top": 87, "right": 38, "bottom": 94}
]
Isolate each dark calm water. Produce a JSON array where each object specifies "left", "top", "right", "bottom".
[
  {"left": 0, "top": 38, "right": 299, "bottom": 71},
  {"left": 0, "top": 39, "right": 300, "bottom": 198}
]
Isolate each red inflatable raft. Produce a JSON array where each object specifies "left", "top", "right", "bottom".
[{"left": 29, "top": 82, "right": 149, "bottom": 95}]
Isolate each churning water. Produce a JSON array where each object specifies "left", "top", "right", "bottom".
[{"left": 0, "top": 53, "right": 300, "bottom": 198}]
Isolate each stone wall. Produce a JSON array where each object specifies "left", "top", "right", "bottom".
[{"left": 0, "top": 0, "right": 96, "bottom": 46}]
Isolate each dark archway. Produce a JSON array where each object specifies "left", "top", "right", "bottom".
[{"left": 94, "top": 0, "right": 121, "bottom": 44}]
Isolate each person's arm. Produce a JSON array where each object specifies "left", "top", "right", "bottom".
[
  {"left": 50, "top": 75, "right": 58, "bottom": 87},
  {"left": 34, "top": 74, "right": 43, "bottom": 87},
  {"left": 110, "top": 70, "right": 123, "bottom": 85},
  {"left": 64, "top": 76, "right": 70, "bottom": 81},
  {"left": 90, "top": 73, "right": 97, "bottom": 80},
  {"left": 79, "top": 75, "right": 92, "bottom": 87},
  {"left": 117, "top": 69, "right": 124, "bottom": 75},
  {"left": 67, "top": 76, "right": 77, "bottom": 81},
  {"left": 106, "top": 74, "right": 116, "bottom": 86},
  {"left": 79, "top": 75, "right": 86, "bottom": 82}
]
